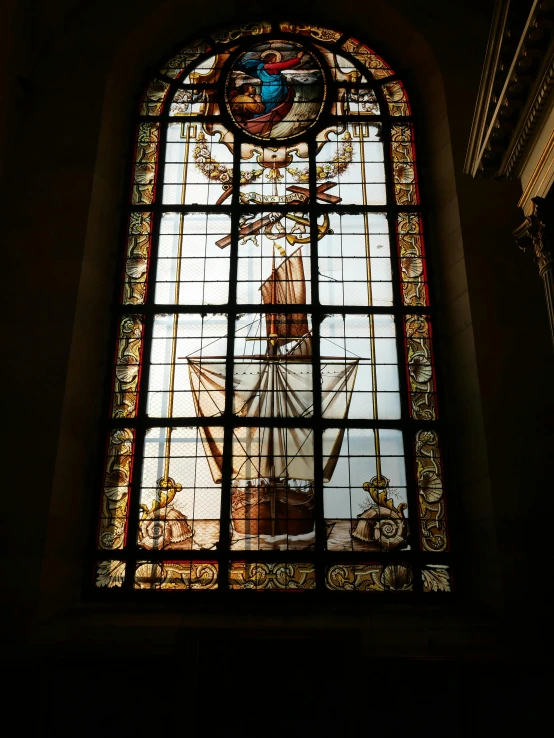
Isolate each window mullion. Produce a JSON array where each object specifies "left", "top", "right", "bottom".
[
  {"left": 308, "top": 137, "right": 326, "bottom": 588},
  {"left": 217, "top": 129, "right": 243, "bottom": 589}
]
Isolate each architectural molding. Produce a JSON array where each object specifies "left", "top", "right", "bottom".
[
  {"left": 518, "top": 122, "right": 554, "bottom": 211},
  {"left": 464, "top": 0, "right": 510, "bottom": 177},
  {"left": 465, "top": 0, "right": 554, "bottom": 180},
  {"left": 503, "top": 43, "right": 554, "bottom": 177}
]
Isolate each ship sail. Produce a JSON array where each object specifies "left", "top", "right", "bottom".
[
  {"left": 188, "top": 358, "right": 357, "bottom": 483},
  {"left": 260, "top": 247, "right": 309, "bottom": 345},
  {"left": 186, "top": 244, "right": 358, "bottom": 502}
]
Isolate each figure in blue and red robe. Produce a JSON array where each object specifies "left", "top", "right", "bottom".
[{"left": 235, "top": 51, "right": 304, "bottom": 135}]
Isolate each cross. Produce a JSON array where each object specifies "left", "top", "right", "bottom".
[
  {"left": 215, "top": 182, "right": 341, "bottom": 249},
  {"left": 287, "top": 181, "right": 342, "bottom": 205}
]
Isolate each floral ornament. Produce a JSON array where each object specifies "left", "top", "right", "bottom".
[
  {"left": 241, "top": 167, "right": 264, "bottom": 184},
  {"left": 136, "top": 123, "right": 159, "bottom": 161},
  {"left": 393, "top": 150, "right": 417, "bottom": 205},
  {"left": 171, "top": 87, "right": 206, "bottom": 116},
  {"left": 132, "top": 124, "right": 159, "bottom": 203},
  {"left": 397, "top": 212, "right": 420, "bottom": 234},
  {"left": 422, "top": 566, "right": 451, "bottom": 592},
  {"left": 112, "top": 316, "right": 143, "bottom": 418},
  {"left": 229, "top": 562, "right": 315, "bottom": 590},
  {"left": 120, "top": 315, "right": 143, "bottom": 338},
  {"left": 98, "top": 428, "right": 135, "bottom": 549},
  {"left": 103, "top": 428, "right": 133, "bottom": 492},
  {"left": 134, "top": 561, "right": 218, "bottom": 589},
  {"left": 129, "top": 211, "right": 152, "bottom": 236},
  {"left": 194, "top": 135, "right": 233, "bottom": 183},
  {"left": 109, "top": 427, "right": 134, "bottom": 455},
  {"left": 126, "top": 244, "right": 150, "bottom": 273},
  {"left": 405, "top": 315, "right": 428, "bottom": 338},
  {"left": 96, "top": 560, "right": 126, "bottom": 588},
  {"left": 415, "top": 430, "right": 448, "bottom": 552},
  {"left": 391, "top": 124, "right": 412, "bottom": 143},
  {"left": 326, "top": 565, "right": 356, "bottom": 590},
  {"left": 398, "top": 232, "right": 422, "bottom": 257},
  {"left": 280, "top": 23, "right": 342, "bottom": 42},
  {"left": 405, "top": 314, "right": 435, "bottom": 420},
  {"left": 99, "top": 531, "right": 116, "bottom": 548},
  {"left": 132, "top": 167, "right": 156, "bottom": 204},
  {"left": 287, "top": 131, "right": 354, "bottom": 183},
  {"left": 415, "top": 429, "right": 439, "bottom": 458},
  {"left": 326, "top": 564, "right": 412, "bottom": 591},
  {"left": 193, "top": 131, "right": 263, "bottom": 185},
  {"left": 341, "top": 38, "right": 394, "bottom": 80},
  {"left": 391, "top": 129, "right": 413, "bottom": 165},
  {"left": 125, "top": 214, "right": 152, "bottom": 304},
  {"left": 346, "top": 89, "right": 379, "bottom": 114},
  {"left": 189, "top": 562, "right": 219, "bottom": 589}
]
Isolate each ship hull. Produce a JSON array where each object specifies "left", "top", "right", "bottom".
[{"left": 232, "top": 482, "right": 314, "bottom": 536}]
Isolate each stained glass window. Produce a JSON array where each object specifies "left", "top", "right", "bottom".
[{"left": 95, "top": 22, "right": 451, "bottom": 595}]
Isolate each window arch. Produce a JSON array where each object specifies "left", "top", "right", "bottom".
[{"left": 95, "top": 21, "right": 451, "bottom": 594}]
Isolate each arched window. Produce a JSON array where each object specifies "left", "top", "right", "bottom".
[{"left": 95, "top": 21, "right": 451, "bottom": 594}]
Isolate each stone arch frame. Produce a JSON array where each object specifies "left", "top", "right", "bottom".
[{"left": 11, "top": 3, "right": 522, "bottom": 631}]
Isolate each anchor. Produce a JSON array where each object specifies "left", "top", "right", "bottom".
[{"left": 215, "top": 182, "right": 341, "bottom": 249}]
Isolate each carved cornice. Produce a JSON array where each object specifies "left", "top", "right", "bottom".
[
  {"left": 502, "top": 41, "right": 554, "bottom": 177},
  {"left": 464, "top": 0, "right": 511, "bottom": 177},
  {"left": 513, "top": 196, "right": 554, "bottom": 273},
  {"left": 465, "top": 0, "right": 554, "bottom": 180}
]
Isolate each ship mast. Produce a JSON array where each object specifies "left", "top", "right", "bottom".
[
  {"left": 354, "top": 122, "right": 386, "bottom": 488},
  {"left": 163, "top": 123, "right": 196, "bottom": 484},
  {"left": 267, "top": 244, "right": 278, "bottom": 536}
]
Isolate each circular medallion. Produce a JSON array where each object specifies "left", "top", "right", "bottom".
[{"left": 225, "top": 41, "right": 325, "bottom": 140}]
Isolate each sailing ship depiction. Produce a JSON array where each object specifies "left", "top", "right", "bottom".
[{"left": 186, "top": 236, "right": 359, "bottom": 548}]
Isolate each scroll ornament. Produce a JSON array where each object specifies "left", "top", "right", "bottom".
[{"left": 352, "top": 476, "right": 408, "bottom": 551}]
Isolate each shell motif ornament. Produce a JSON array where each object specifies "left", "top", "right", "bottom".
[
  {"left": 401, "top": 255, "right": 423, "bottom": 278},
  {"left": 409, "top": 354, "right": 433, "bottom": 385},
  {"left": 381, "top": 564, "right": 413, "bottom": 591},
  {"left": 115, "top": 355, "right": 139, "bottom": 384},
  {"left": 352, "top": 475, "right": 408, "bottom": 551},
  {"left": 419, "top": 470, "right": 443, "bottom": 503},
  {"left": 140, "top": 507, "right": 194, "bottom": 550},
  {"left": 125, "top": 258, "right": 148, "bottom": 279}
]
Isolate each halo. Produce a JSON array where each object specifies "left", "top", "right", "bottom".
[{"left": 261, "top": 49, "right": 282, "bottom": 62}]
